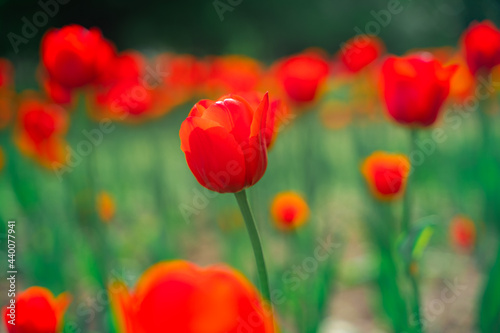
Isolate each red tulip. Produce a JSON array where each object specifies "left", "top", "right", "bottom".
[
  {"left": 205, "top": 55, "right": 263, "bottom": 94},
  {"left": 14, "top": 94, "right": 68, "bottom": 168},
  {"left": 380, "top": 53, "right": 457, "bottom": 127},
  {"left": 180, "top": 93, "right": 270, "bottom": 193},
  {"left": 340, "top": 35, "right": 384, "bottom": 73},
  {"left": 0, "top": 58, "right": 14, "bottom": 90},
  {"left": 110, "top": 260, "right": 274, "bottom": 333},
  {"left": 274, "top": 52, "right": 329, "bottom": 104},
  {"left": 462, "top": 20, "right": 500, "bottom": 76},
  {"left": 2, "top": 287, "right": 70, "bottom": 333},
  {"left": 361, "top": 151, "right": 411, "bottom": 201},
  {"left": 270, "top": 191, "right": 310, "bottom": 231},
  {"left": 237, "top": 91, "right": 290, "bottom": 148},
  {"left": 450, "top": 215, "right": 476, "bottom": 251},
  {"left": 41, "top": 24, "right": 115, "bottom": 89}
]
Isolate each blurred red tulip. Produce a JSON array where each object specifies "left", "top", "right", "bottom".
[
  {"left": 205, "top": 55, "right": 263, "bottom": 96},
  {"left": 92, "top": 52, "right": 165, "bottom": 122},
  {"left": 462, "top": 20, "right": 500, "bottom": 76},
  {"left": 41, "top": 24, "right": 115, "bottom": 89},
  {"left": 110, "top": 260, "right": 274, "bottom": 333},
  {"left": 2, "top": 287, "right": 70, "bottom": 333},
  {"left": 270, "top": 191, "right": 310, "bottom": 231},
  {"left": 361, "top": 151, "right": 410, "bottom": 201},
  {"left": 14, "top": 94, "right": 68, "bottom": 168},
  {"left": 380, "top": 53, "right": 457, "bottom": 127},
  {"left": 43, "top": 77, "right": 73, "bottom": 105},
  {"left": 0, "top": 59, "right": 14, "bottom": 129},
  {"left": 274, "top": 52, "right": 329, "bottom": 105},
  {"left": 450, "top": 215, "right": 476, "bottom": 251},
  {"left": 340, "top": 35, "right": 384, "bottom": 73},
  {"left": 180, "top": 93, "right": 270, "bottom": 193}
]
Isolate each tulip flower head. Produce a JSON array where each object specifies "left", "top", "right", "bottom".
[
  {"left": 2, "top": 287, "right": 71, "bottom": 333},
  {"left": 450, "top": 215, "right": 476, "bottom": 251},
  {"left": 97, "top": 191, "right": 116, "bottom": 223},
  {"left": 340, "top": 35, "right": 384, "bottom": 73},
  {"left": 462, "top": 20, "right": 500, "bottom": 76},
  {"left": 205, "top": 55, "right": 263, "bottom": 96},
  {"left": 361, "top": 151, "right": 411, "bottom": 201},
  {"left": 270, "top": 191, "right": 310, "bottom": 231},
  {"left": 274, "top": 52, "right": 330, "bottom": 105},
  {"left": 180, "top": 93, "right": 271, "bottom": 193},
  {"left": 14, "top": 95, "right": 68, "bottom": 168},
  {"left": 380, "top": 53, "right": 457, "bottom": 127},
  {"left": 110, "top": 260, "right": 274, "bottom": 333},
  {"left": 0, "top": 59, "right": 14, "bottom": 129},
  {"left": 41, "top": 24, "right": 115, "bottom": 89}
]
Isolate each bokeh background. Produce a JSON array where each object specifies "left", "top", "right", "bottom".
[{"left": 1, "top": 0, "right": 500, "bottom": 333}]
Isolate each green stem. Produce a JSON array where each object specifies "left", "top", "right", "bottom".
[
  {"left": 403, "top": 128, "right": 423, "bottom": 333},
  {"left": 234, "top": 190, "right": 272, "bottom": 305}
]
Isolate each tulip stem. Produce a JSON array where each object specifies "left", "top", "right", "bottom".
[{"left": 234, "top": 190, "right": 273, "bottom": 306}]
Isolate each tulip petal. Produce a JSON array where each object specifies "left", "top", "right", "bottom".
[
  {"left": 244, "top": 92, "right": 269, "bottom": 185},
  {"left": 180, "top": 116, "right": 247, "bottom": 193}
]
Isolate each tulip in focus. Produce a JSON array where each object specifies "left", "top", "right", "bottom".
[
  {"left": 41, "top": 24, "right": 115, "bottom": 89},
  {"left": 274, "top": 51, "right": 329, "bottom": 105},
  {"left": 380, "top": 53, "right": 457, "bottom": 127},
  {"left": 179, "top": 93, "right": 271, "bottom": 193},
  {"left": 361, "top": 151, "right": 411, "bottom": 201},
  {"left": 14, "top": 94, "right": 68, "bottom": 169},
  {"left": 2, "top": 287, "right": 71, "bottom": 333},
  {"left": 270, "top": 191, "right": 310, "bottom": 231},
  {"left": 450, "top": 215, "right": 476, "bottom": 251},
  {"left": 109, "top": 260, "right": 274, "bottom": 333},
  {"left": 461, "top": 20, "right": 500, "bottom": 76},
  {"left": 340, "top": 35, "right": 384, "bottom": 73}
]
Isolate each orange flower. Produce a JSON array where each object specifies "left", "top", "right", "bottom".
[
  {"left": 109, "top": 260, "right": 274, "bottom": 333},
  {"left": 2, "top": 286, "right": 71, "bottom": 333},
  {"left": 41, "top": 24, "right": 115, "bottom": 89},
  {"left": 180, "top": 93, "right": 271, "bottom": 193},
  {"left": 447, "top": 54, "right": 476, "bottom": 103},
  {"left": 14, "top": 94, "right": 68, "bottom": 169},
  {"left": 204, "top": 55, "right": 263, "bottom": 96},
  {"left": 361, "top": 151, "right": 410, "bottom": 201},
  {"left": 461, "top": 20, "right": 500, "bottom": 76},
  {"left": 339, "top": 35, "right": 384, "bottom": 73},
  {"left": 273, "top": 51, "right": 329, "bottom": 105},
  {"left": 270, "top": 191, "right": 310, "bottom": 231},
  {"left": 450, "top": 215, "right": 476, "bottom": 251},
  {"left": 97, "top": 191, "right": 116, "bottom": 223}
]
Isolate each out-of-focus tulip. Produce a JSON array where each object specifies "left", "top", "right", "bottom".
[
  {"left": 43, "top": 77, "right": 73, "bottom": 105},
  {"left": 205, "top": 55, "right": 263, "bottom": 96},
  {"left": 361, "top": 151, "right": 410, "bottom": 201},
  {"left": 380, "top": 53, "right": 457, "bottom": 127},
  {"left": 41, "top": 24, "right": 115, "bottom": 89},
  {"left": 447, "top": 54, "right": 476, "bottom": 103},
  {"left": 179, "top": 93, "right": 270, "bottom": 193},
  {"left": 109, "top": 260, "right": 274, "bottom": 333},
  {"left": 92, "top": 52, "right": 165, "bottom": 122},
  {"left": 450, "top": 215, "right": 476, "bottom": 251},
  {"left": 273, "top": 52, "right": 330, "bottom": 105},
  {"left": 97, "top": 191, "right": 116, "bottom": 223},
  {"left": 237, "top": 91, "right": 290, "bottom": 148},
  {"left": 0, "top": 59, "right": 14, "bottom": 129},
  {"left": 340, "top": 35, "right": 384, "bottom": 73},
  {"left": 2, "top": 286, "right": 71, "bottom": 333},
  {"left": 270, "top": 191, "right": 310, "bottom": 231},
  {"left": 14, "top": 94, "right": 68, "bottom": 168},
  {"left": 461, "top": 20, "right": 500, "bottom": 76}
]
